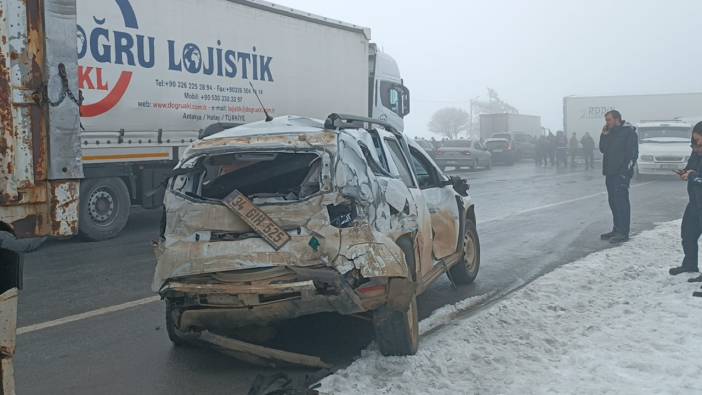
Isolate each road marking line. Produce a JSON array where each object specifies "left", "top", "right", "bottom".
[
  {"left": 17, "top": 296, "right": 160, "bottom": 336},
  {"left": 479, "top": 181, "right": 655, "bottom": 224},
  {"left": 16, "top": 181, "right": 656, "bottom": 336}
]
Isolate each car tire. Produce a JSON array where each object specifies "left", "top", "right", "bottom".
[
  {"left": 486, "top": 158, "right": 492, "bottom": 170},
  {"left": 471, "top": 159, "right": 478, "bottom": 170},
  {"left": 165, "top": 299, "right": 193, "bottom": 346},
  {"left": 448, "top": 219, "right": 481, "bottom": 285},
  {"left": 372, "top": 239, "right": 419, "bottom": 356},
  {"left": 79, "top": 177, "right": 130, "bottom": 241}
]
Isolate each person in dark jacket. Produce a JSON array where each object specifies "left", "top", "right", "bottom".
[
  {"left": 599, "top": 110, "right": 638, "bottom": 244},
  {"left": 670, "top": 122, "right": 702, "bottom": 278},
  {"left": 568, "top": 133, "right": 579, "bottom": 167},
  {"left": 580, "top": 132, "right": 596, "bottom": 170},
  {"left": 547, "top": 132, "right": 557, "bottom": 166},
  {"left": 555, "top": 131, "right": 568, "bottom": 168}
]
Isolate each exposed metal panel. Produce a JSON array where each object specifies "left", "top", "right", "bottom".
[
  {"left": 49, "top": 180, "right": 79, "bottom": 236},
  {"left": 0, "top": 0, "right": 18, "bottom": 203},
  {"left": 44, "top": 0, "right": 82, "bottom": 180}
]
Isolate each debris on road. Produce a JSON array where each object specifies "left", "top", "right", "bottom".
[
  {"left": 198, "top": 331, "right": 330, "bottom": 369},
  {"left": 319, "top": 220, "right": 702, "bottom": 394}
]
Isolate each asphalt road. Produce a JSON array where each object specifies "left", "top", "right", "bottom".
[{"left": 14, "top": 162, "right": 688, "bottom": 394}]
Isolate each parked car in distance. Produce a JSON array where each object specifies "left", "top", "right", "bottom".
[
  {"left": 432, "top": 139, "right": 492, "bottom": 171},
  {"left": 154, "top": 114, "right": 481, "bottom": 357},
  {"left": 636, "top": 120, "right": 692, "bottom": 177},
  {"left": 414, "top": 139, "right": 439, "bottom": 155},
  {"left": 484, "top": 138, "right": 516, "bottom": 165},
  {"left": 491, "top": 132, "right": 536, "bottom": 160}
]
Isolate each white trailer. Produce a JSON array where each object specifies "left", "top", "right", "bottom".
[
  {"left": 563, "top": 93, "right": 702, "bottom": 138},
  {"left": 75, "top": 0, "right": 410, "bottom": 240},
  {"left": 479, "top": 113, "right": 542, "bottom": 140}
]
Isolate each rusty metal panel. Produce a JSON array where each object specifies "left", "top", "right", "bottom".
[
  {"left": 0, "top": 0, "right": 80, "bottom": 239},
  {"left": 0, "top": 0, "right": 18, "bottom": 203},
  {"left": 49, "top": 180, "right": 79, "bottom": 236},
  {"left": 44, "top": 0, "right": 82, "bottom": 180}
]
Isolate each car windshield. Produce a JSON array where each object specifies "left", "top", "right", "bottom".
[{"left": 639, "top": 127, "right": 690, "bottom": 141}]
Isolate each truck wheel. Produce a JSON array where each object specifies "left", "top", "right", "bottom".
[
  {"left": 372, "top": 239, "right": 419, "bottom": 356},
  {"left": 79, "top": 177, "right": 130, "bottom": 241},
  {"left": 165, "top": 299, "right": 192, "bottom": 346},
  {"left": 449, "top": 219, "right": 480, "bottom": 285}
]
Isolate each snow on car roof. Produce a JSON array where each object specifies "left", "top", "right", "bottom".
[{"left": 205, "top": 115, "right": 326, "bottom": 139}]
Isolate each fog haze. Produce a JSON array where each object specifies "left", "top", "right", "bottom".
[{"left": 277, "top": 0, "right": 702, "bottom": 137}]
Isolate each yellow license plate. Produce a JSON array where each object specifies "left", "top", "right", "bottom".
[{"left": 222, "top": 190, "right": 291, "bottom": 250}]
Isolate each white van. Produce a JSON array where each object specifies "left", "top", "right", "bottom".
[{"left": 636, "top": 120, "right": 692, "bottom": 176}]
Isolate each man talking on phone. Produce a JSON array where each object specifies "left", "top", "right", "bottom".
[{"left": 599, "top": 110, "right": 639, "bottom": 244}]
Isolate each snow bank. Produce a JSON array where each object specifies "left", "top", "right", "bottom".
[{"left": 319, "top": 220, "right": 702, "bottom": 394}]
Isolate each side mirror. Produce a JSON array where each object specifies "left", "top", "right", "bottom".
[
  {"left": 441, "top": 176, "right": 470, "bottom": 196},
  {"left": 400, "top": 85, "right": 410, "bottom": 117}
]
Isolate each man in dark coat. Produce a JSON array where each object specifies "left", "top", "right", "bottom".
[
  {"left": 671, "top": 122, "right": 702, "bottom": 278},
  {"left": 580, "top": 132, "right": 596, "bottom": 170},
  {"left": 599, "top": 110, "right": 638, "bottom": 244}
]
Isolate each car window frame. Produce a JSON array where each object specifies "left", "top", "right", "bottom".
[
  {"left": 409, "top": 146, "right": 441, "bottom": 190},
  {"left": 383, "top": 136, "right": 417, "bottom": 188}
]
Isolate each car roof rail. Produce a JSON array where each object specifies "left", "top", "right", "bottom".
[
  {"left": 199, "top": 122, "right": 244, "bottom": 139},
  {"left": 324, "top": 113, "right": 401, "bottom": 136}
]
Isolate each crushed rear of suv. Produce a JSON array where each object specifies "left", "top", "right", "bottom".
[{"left": 153, "top": 114, "right": 480, "bottom": 360}]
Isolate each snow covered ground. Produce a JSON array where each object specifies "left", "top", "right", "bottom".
[{"left": 319, "top": 220, "right": 702, "bottom": 394}]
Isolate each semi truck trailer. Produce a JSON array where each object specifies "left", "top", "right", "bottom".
[
  {"left": 563, "top": 92, "right": 702, "bottom": 138},
  {"left": 76, "top": 0, "right": 411, "bottom": 240},
  {"left": 479, "top": 113, "right": 542, "bottom": 140}
]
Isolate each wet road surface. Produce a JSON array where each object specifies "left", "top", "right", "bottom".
[{"left": 15, "top": 162, "right": 688, "bottom": 394}]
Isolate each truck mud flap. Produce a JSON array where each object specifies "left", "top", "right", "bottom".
[{"left": 197, "top": 330, "right": 331, "bottom": 369}]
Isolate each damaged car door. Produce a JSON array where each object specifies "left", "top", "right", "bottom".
[{"left": 407, "top": 146, "right": 461, "bottom": 261}]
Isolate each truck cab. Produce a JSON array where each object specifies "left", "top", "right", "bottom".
[{"left": 369, "top": 47, "right": 410, "bottom": 132}]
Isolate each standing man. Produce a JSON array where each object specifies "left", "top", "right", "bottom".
[
  {"left": 580, "top": 132, "right": 596, "bottom": 170},
  {"left": 670, "top": 122, "right": 702, "bottom": 278},
  {"left": 569, "top": 133, "right": 579, "bottom": 168},
  {"left": 599, "top": 110, "right": 638, "bottom": 244},
  {"left": 547, "top": 132, "right": 557, "bottom": 166}
]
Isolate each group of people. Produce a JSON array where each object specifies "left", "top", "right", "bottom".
[
  {"left": 534, "top": 131, "right": 596, "bottom": 169},
  {"left": 598, "top": 110, "right": 702, "bottom": 296}
]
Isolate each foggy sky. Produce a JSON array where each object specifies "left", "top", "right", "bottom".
[{"left": 277, "top": 0, "right": 702, "bottom": 138}]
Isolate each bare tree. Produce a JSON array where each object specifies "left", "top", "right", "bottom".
[{"left": 428, "top": 107, "right": 470, "bottom": 139}]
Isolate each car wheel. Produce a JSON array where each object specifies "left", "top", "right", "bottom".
[
  {"left": 486, "top": 158, "right": 492, "bottom": 170},
  {"left": 165, "top": 299, "right": 194, "bottom": 346},
  {"left": 372, "top": 239, "right": 419, "bottom": 356},
  {"left": 79, "top": 177, "right": 130, "bottom": 241},
  {"left": 470, "top": 159, "right": 478, "bottom": 170},
  {"left": 448, "top": 219, "right": 481, "bottom": 285}
]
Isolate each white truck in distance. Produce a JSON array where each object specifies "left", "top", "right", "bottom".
[
  {"left": 76, "top": 0, "right": 410, "bottom": 240},
  {"left": 563, "top": 92, "right": 702, "bottom": 138},
  {"left": 636, "top": 120, "right": 692, "bottom": 177},
  {"left": 479, "top": 113, "right": 542, "bottom": 140}
]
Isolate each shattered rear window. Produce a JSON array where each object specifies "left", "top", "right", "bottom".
[{"left": 173, "top": 152, "right": 322, "bottom": 201}]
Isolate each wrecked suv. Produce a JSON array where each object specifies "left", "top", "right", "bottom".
[{"left": 153, "top": 114, "right": 480, "bottom": 356}]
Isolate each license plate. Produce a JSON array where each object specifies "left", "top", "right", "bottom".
[
  {"left": 222, "top": 190, "right": 291, "bottom": 250},
  {"left": 492, "top": 149, "right": 503, "bottom": 153},
  {"left": 659, "top": 164, "right": 681, "bottom": 170}
]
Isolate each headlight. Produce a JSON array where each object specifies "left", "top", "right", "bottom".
[{"left": 640, "top": 155, "right": 654, "bottom": 162}]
